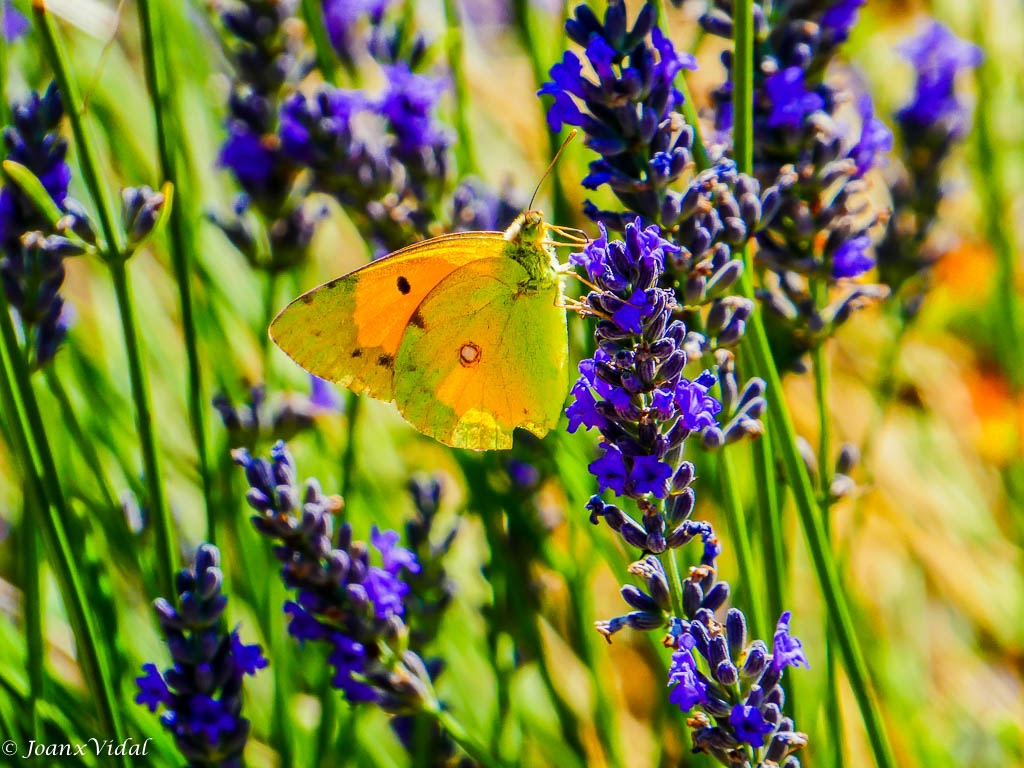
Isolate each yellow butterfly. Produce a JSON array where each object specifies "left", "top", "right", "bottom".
[{"left": 270, "top": 208, "right": 584, "bottom": 451}]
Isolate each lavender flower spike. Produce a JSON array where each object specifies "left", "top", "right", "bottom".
[{"left": 135, "top": 544, "right": 267, "bottom": 768}]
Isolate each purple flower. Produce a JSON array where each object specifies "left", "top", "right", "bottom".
[
  {"left": 137, "top": 544, "right": 263, "bottom": 765},
  {"left": 772, "top": 610, "right": 810, "bottom": 671},
  {"left": 589, "top": 444, "right": 629, "bottom": 495},
  {"left": 565, "top": 377, "right": 608, "bottom": 433},
  {"left": 764, "top": 67, "right": 825, "bottom": 129},
  {"left": 323, "top": 0, "right": 390, "bottom": 54},
  {"left": 729, "top": 704, "right": 775, "bottom": 747},
  {"left": 674, "top": 371, "right": 722, "bottom": 432},
  {"left": 327, "top": 634, "right": 379, "bottom": 703},
  {"left": 850, "top": 94, "right": 893, "bottom": 178},
  {"left": 364, "top": 566, "right": 410, "bottom": 619},
  {"left": 508, "top": 459, "right": 540, "bottom": 489},
  {"left": 231, "top": 633, "right": 269, "bottom": 675},
  {"left": 371, "top": 525, "right": 420, "bottom": 576},
  {"left": 377, "top": 63, "right": 449, "bottom": 157},
  {"left": 667, "top": 634, "right": 707, "bottom": 711},
  {"left": 820, "top": 0, "right": 865, "bottom": 43},
  {"left": 218, "top": 126, "right": 277, "bottom": 191},
  {"left": 612, "top": 289, "right": 656, "bottom": 333},
  {"left": 284, "top": 601, "right": 328, "bottom": 642},
  {"left": 2, "top": 1, "right": 28, "bottom": 42},
  {"left": 897, "top": 21, "right": 982, "bottom": 135},
  {"left": 831, "top": 234, "right": 874, "bottom": 279},
  {"left": 629, "top": 454, "right": 673, "bottom": 497},
  {"left": 310, "top": 375, "right": 342, "bottom": 411},
  {"left": 183, "top": 696, "right": 239, "bottom": 745},
  {"left": 134, "top": 664, "right": 171, "bottom": 713}
]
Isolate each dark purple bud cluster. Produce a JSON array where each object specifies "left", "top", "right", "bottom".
[
  {"left": 594, "top": 522, "right": 809, "bottom": 766},
  {"left": 212, "top": 0, "right": 322, "bottom": 269},
  {"left": 702, "top": 0, "right": 893, "bottom": 358},
  {"left": 212, "top": 378, "right": 338, "bottom": 449},
  {"left": 121, "top": 185, "right": 167, "bottom": 249},
  {"left": 449, "top": 178, "right": 524, "bottom": 234},
  {"left": 0, "top": 83, "right": 86, "bottom": 369},
  {"left": 876, "top": 22, "right": 982, "bottom": 310},
  {"left": 233, "top": 439, "right": 469, "bottom": 757},
  {"left": 135, "top": 544, "right": 268, "bottom": 768},
  {"left": 278, "top": 61, "right": 450, "bottom": 254},
  {"left": 667, "top": 608, "right": 808, "bottom": 766},
  {"left": 539, "top": 1, "right": 696, "bottom": 227},
  {"left": 593, "top": 522, "right": 720, "bottom": 637}
]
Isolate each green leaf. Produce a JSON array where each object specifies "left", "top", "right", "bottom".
[{"left": 1, "top": 160, "right": 64, "bottom": 228}]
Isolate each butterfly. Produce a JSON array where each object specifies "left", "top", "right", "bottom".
[{"left": 270, "top": 209, "right": 587, "bottom": 451}]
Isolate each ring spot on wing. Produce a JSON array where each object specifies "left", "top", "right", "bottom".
[{"left": 459, "top": 342, "right": 481, "bottom": 368}]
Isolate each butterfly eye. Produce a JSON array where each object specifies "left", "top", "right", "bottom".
[{"left": 459, "top": 343, "right": 481, "bottom": 368}]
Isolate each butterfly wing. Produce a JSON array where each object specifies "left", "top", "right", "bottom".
[
  {"left": 393, "top": 258, "right": 568, "bottom": 450},
  {"left": 270, "top": 233, "right": 506, "bottom": 401}
]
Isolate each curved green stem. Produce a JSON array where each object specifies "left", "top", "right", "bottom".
[{"left": 137, "top": 0, "right": 215, "bottom": 540}]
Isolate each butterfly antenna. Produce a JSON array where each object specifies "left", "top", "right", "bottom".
[{"left": 528, "top": 129, "right": 578, "bottom": 211}]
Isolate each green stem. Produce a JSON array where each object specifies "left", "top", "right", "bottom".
[
  {"left": 0, "top": 298, "right": 125, "bottom": 748},
  {"left": 751, "top": 427, "right": 784, "bottom": 625},
  {"left": 137, "top": 0, "right": 216, "bottom": 539},
  {"left": 340, "top": 392, "right": 361, "bottom": 499},
  {"left": 34, "top": 0, "right": 123, "bottom": 255},
  {"left": 731, "top": 0, "right": 896, "bottom": 763},
  {"left": 974, "top": 2, "right": 1024, "bottom": 395},
  {"left": 716, "top": 450, "right": 766, "bottom": 639},
  {"left": 261, "top": 271, "right": 279, "bottom": 373},
  {"left": 109, "top": 260, "right": 178, "bottom": 598},
  {"left": 811, "top": 284, "right": 845, "bottom": 768},
  {"left": 663, "top": 547, "right": 687, "bottom": 620},
  {"left": 44, "top": 367, "right": 120, "bottom": 515},
  {"left": 428, "top": 704, "right": 504, "bottom": 768},
  {"left": 22, "top": 492, "right": 42, "bottom": 738},
  {"left": 37, "top": 0, "right": 177, "bottom": 597},
  {"left": 442, "top": 0, "right": 476, "bottom": 176},
  {"left": 301, "top": 0, "right": 338, "bottom": 84},
  {"left": 742, "top": 309, "right": 895, "bottom": 768}
]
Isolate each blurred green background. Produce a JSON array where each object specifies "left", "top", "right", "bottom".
[{"left": 0, "top": 0, "right": 1022, "bottom": 765}]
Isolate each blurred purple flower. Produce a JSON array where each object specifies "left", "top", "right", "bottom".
[
  {"left": 765, "top": 67, "right": 825, "bottom": 129},
  {"left": 897, "top": 21, "right": 982, "bottom": 136},
  {"left": 2, "top": 1, "right": 28, "bottom": 42}
]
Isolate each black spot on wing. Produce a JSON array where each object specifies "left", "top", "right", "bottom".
[
  {"left": 351, "top": 349, "right": 362, "bottom": 358},
  {"left": 397, "top": 276, "right": 411, "bottom": 294},
  {"left": 301, "top": 293, "right": 315, "bottom": 305},
  {"left": 378, "top": 354, "right": 394, "bottom": 368},
  {"left": 409, "top": 309, "right": 426, "bottom": 329}
]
